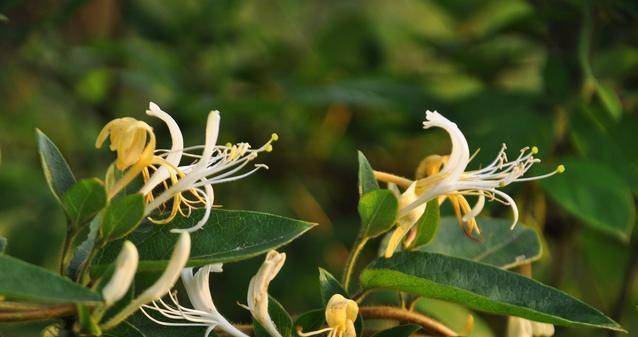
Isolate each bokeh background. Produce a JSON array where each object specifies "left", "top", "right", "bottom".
[{"left": 1, "top": 0, "right": 637, "bottom": 336}]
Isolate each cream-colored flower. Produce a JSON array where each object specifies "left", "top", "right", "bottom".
[
  {"left": 377, "top": 111, "right": 564, "bottom": 257},
  {"left": 297, "top": 294, "right": 358, "bottom": 337},
  {"left": 102, "top": 241, "right": 139, "bottom": 306},
  {"left": 507, "top": 317, "right": 555, "bottom": 337},
  {"left": 141, "top": 264, "right": 249, "bottom": 337},
  {"left": 244, "top": 250, "right": 286, "bottom": 337},
  {"left": 101, "top": 232, "right": 191, "bottom": 330}
]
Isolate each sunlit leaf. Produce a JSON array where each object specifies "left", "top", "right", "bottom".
[
  {"left": 62, "top": 178, "right": 107, "bottom": 230},
  {"left": 358, "top": 190, "right": 398, "bottom": 239},
  {"left": 411, "top": 200, "right": 440, "bottom": 248},
  {"left": 358, "top": 151, "right": 379, "bottom": 196},
  {"left": 319, "top": 268, "right": 347, "bottom": 304},
  {"left": 36, "top": 129, "right": 76, "bottom": 203},
  {"left": 101, "top": 194, "right": 146, "bottom": 242}
]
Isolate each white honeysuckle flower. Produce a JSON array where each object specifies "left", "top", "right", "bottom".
[
  {"left": 141, "top": 264, "right": 249, "bottom": 337},
  {"left": 139, "top": 102, "right": 277, "bottom": 232},
  {"left": 102, "top": 241, "right": 139, "bottom": 306},
  {"left": 297, "top": 294, "right": 358, "bottom": 337},
  {"left": 507, "top": 317, "right": 555, "bottom": 337},
  {"left": 244, "top": 250, "right": 286, "bottom": 337},
  {"left": 378, "top": 110, "right": 564, "bottom": 257},
  {"left": 101, "top": 232, "right": 191, "bottom": 330}
]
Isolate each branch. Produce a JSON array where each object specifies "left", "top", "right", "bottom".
[
  {"left": 373, "top": 171, "right": 412, "bottom": 188},
  {"left": 360, "top": 306, "right": 456, "bottom": 337},
  {"left": 0, "top": 304, "right": 76, "bottom": 322}
]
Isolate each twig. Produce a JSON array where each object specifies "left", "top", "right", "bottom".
[
  {"left": 342, "top": 236, "right": 369, "bottom": 292},
  {"left": 0, "top": 304, "right": 76, "bottom": 322},
  {"left": 373, "top": 171, "right": 412, "bottom": 189},
  {"left": 360, "top": 306, "right": 456, "bottom": 336},
  {"left": 0, "top": 301, "right": 50, "bottom": 311}
]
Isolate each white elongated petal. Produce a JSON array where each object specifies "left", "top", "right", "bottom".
[
  {"left": 101, "top": 232, "right": 191, "bottom": 330},
  {"left": 422, "top": 110, "right": 469, "bottom": 179},
  {"left": 102, "top": 241, "right": 139, "bottom": 305},
  {"left": 172, "top": 184, "right": 214, "bottom": 233},
  {"left": 507, "top": 317, "right": 533, "bottom": 337},
  {"left": 246, "top": 251, "right": 286, "bottom": 337},
  {"left": 530, "top": 322, "right": 555, "bottom": 337}
]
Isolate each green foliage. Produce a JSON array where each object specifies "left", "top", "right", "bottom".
[
  {"left": 318, "top": 268, "right": 347, "bottom": 304},
  {"left": 62, "top": 178, "right": 107, "bottom": 230},
  {"left": 36, "top": 129, "right": 76, "bottom": 204},
  {"left": 95, "top": 209, "right": 315, "bottom": 271},
  {"left": 76, "top": 304, "right": 101, "bottom": 336},
  {"left": 100, "top": 194, "right": 146, "bottom": 242},
  {"left": 417, "top": 217, "right": 542, "bottom": 269},
  {"left": 357, "top": 151, "right": 379, "bottom": 196},
  {"left": 102, "top": 322, "right": 145, "bottom": 337},
  {"left": 357, "top": 190, "right": 398, "bottom": 239},
  {"left": 416, "top": 299, "right": 495, "bottom": 337},
  {"left": 541, "top": 158, "right": 635, "bottom": 241},
  {"left": 0, "top": 255, "right": 101, "bottom": 304},
  {"left": 360, "top": 252, "right": 623, "bottom": 331},
  {"left": 411, "top": 200, "right": 440, "bottom": 248},
  {"left": 254, "top": 296, "right": 293, "bottom": 337},
  {"left": 0, "top": 236, "right": 6, "bottom": 254},
  {"left": 294, "top": 309, "right": 325, "bottom": 337},
  {"left": 370, "top": 324, "right": 420, "bottom": 337}
]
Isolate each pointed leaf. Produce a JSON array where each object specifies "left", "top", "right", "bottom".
[
  {"left": 254, "top": 296, "right": 293, "bottom": 337},
  {"left": 319, "top": 268, "right": 347, "bottom": 304},
  {"left": 370, "top": 324, "right": 420, "bottom": 337},
  {"left": 411, "top": 200, "right": 440, "bottom": 248},
  {"left": 36, "top": 129, "right": 76, "bottom": 203},
  {"left": 101, "top": 194, "right": 145, "bottom": 242},
  {"left": 358, "top": 151, "right": 379, "bottom": 196},
  {"left": 63, "top": 179, "right": 107, "bottom": 230},
  {"left": 0, "top": 255, "right": 101, "bottom": 304},
  {"left": 294, "top": 309, "right": 325, "bottom": 337},
  {"left": 360, "top": 252, "right": 623, "bottom": 331},
  {"left": 95, "top": 209, "right": 315, "bottom": 271},
  {"left": 358, "top": 190, "right": 398, "bottom": 239},
  {"left": 417, "top": 217, "right": 541, "bottom": 269},
  {"left": 596, "top": 82, "right": 622, "bottom": 120}
]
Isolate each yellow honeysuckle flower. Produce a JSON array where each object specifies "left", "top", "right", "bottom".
[
  {"left": 377, "top": 111, "right": 565, "bottom": 258},
  {"left": 297, "top": 294, "right": 358, "bottom": 337}
]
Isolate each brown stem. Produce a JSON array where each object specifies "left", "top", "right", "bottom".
[
  {"left": 0, "top": 301, "right": 50, "bottom": 311},
  {"left": 360, "top": 306, "right": 456, "bottom": 336},
  {"left": 373, "top": 171, "right": 412, "bottom": 188},
  {"left": 0, "top": 304, "right": 76, "bottom": 322}
]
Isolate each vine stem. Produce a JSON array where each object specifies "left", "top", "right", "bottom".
[
  {"left": 359, "top": 306, "right": 456, "bottom": 336},
  {"left": 0, "top": 304, "right": 76, "bottom": 322},
  {"left": 342, "top": 236, "right": 369, "bottom": 292}
]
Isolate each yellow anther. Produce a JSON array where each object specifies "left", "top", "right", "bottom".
[
  {"left": 531, "top": 146, "right": 539, "bottom": 154},
  {"left": 557, "top": 164, "right": 565, "bottom": 173},
  {"left": 265, "top": 144, "right": 273, "bottom": 152},
  {"left": 271, "top": 133, "right": 279, "bottom": 141}
]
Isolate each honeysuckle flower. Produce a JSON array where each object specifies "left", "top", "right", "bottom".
[
  {"left": 377, "top": 111, "right": 564, "bottom": 258},
  {"left": 141, "top": 264, "right": 249, "bottom": 337},
  {"left": 297, "top": 294, "right": 358, "bottom": 337},
  {"left": 507, "top": 317, "right": 555, "bottom": 337},
  {"left": 102, "top": 241, "right": 139, "bottom": 306},
  {"left": 101, "top": 232, "right": 191, "bottom": 330},
  {"left": 244, "top": 250, "right": 286, "bottom": 337}
]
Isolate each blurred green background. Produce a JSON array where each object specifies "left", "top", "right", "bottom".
[{"left": 1, "top": 0, "right": 637, "bottom": 336}]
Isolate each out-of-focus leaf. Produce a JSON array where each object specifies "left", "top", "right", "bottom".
[
  {"left": 0, "top": 255, "right": 102, "bottom": 304},
  {"left": 360, "top": 252, "right": 623, "bottom": 331},
  {"left": 96, "top": 209, "right": 315, "bottom": 271},
  {"left": 370, "top": 324, "right": 420, "bottom": 337},
  {"left": 101, "top": 194, "right": 145, "bottom": 242},
  {"left": 411, "top": 200, "right": 440, "bottom": 248},
  {"left": 358, "top": 190, "right": 398, "bottom": 238},
  {"left": 541, "top": 158, "right": 635, "bottom": 241},
  {"left": 254, "top": 296, "right": 293, "bottom": 337},
  {"left": 0, "top": 236, "right": 6, "bottom": 254},
  {"left": 62, "top": 178, "right": 107, "bottom": 230},
  {"left": 318, "top": 268, "right": 347, "bottom": 304},
  {"left": 416, "top": 217, "right": 541, "bottom": 269},
  {"left": 417, "top": 299, "right": 495, "bottom": 337},
  {"left": 358, "top": 151, "right": 379, "bottom": 196},
  {"left": 595, "top": 82, "right": 623, "bottom": 120},
  {"left": 36, "top": 129, "right": 76, "bottom": 203}
]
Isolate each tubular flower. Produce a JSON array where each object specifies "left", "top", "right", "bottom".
[
  {"left": 102, "top": 241, "right": 139, "bottom": 306},
  {"left": 244, "top": 250, "right": 286, "bottom": 337},
  {"left": 101, "top": 232, "right": 191, "bottom": 330},
  {"left": 141, "top": 264, "right": 249, "bottom": 337},
  {"left": 377, "top": 111, "right": 564, "bottom": 258},
  {"left": 297, "top": 294, "right": 358, "bottom": 337},
  {"left": 140, "top": 102, "right": 277, "bottom": 232},
  {"left": 96, "top": 117, "right": 156, "bottom": 198},
  {"left": 507, "top": 317, "right": 555, "bottom": 337}
]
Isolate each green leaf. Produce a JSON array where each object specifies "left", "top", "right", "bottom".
[
  {"left": 62, "top": 178, "right": 107, "bottom": 229},
  {"left": 360, "top": 252, "right": 623, "bottom": 331},
  {"left": 416, "top": 299, "right": 495, "bottom": 337},
  {"left": 96, "top": 209, "right": 315, "bottom": 271},
  {"left": 0, "top": 255, "right": 102, "bottom": 304},
  {"left": 0, "top": 236, "right": 6, "bottom": 254},
  {"left": 254, "top": 296, "right": 293, "bottom": 337},
  {"left": 541, "top": 159, "right": 635, "bottom": 241},
  {"left": 358, "top": 190, "right": 398, "bottom": 238},
  {"left": 103, "top": 322, "right": 145, "bottom": 337},
  {"left": 357, "top": 151, "right": 379, "bottom": 196},
  {"left": 319, "top": 268, "right": 347, "bottom": 304},
  {"left": 417, "top": 217, "right": 542, "bottom": 269},
  {"left": 36, "top": 129, "right": 76, "bottom": 203},
  {"left": 596, "top": 82, "right": 622, "bottom": 120},
  {"left": 294, "top": 309, "right": 325, "bottom": 336},
  {"left": 68, "top": 213, "right": 103, "bottom": 279},
  {"left": 411, "top": 200, "right": 440, "bottom": 248},
  {"left": 370, "top": 324, "right": 420, "bottom": 337},
  {"left": 101, "top": 194, "right": 145, "bottom": 242}
]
